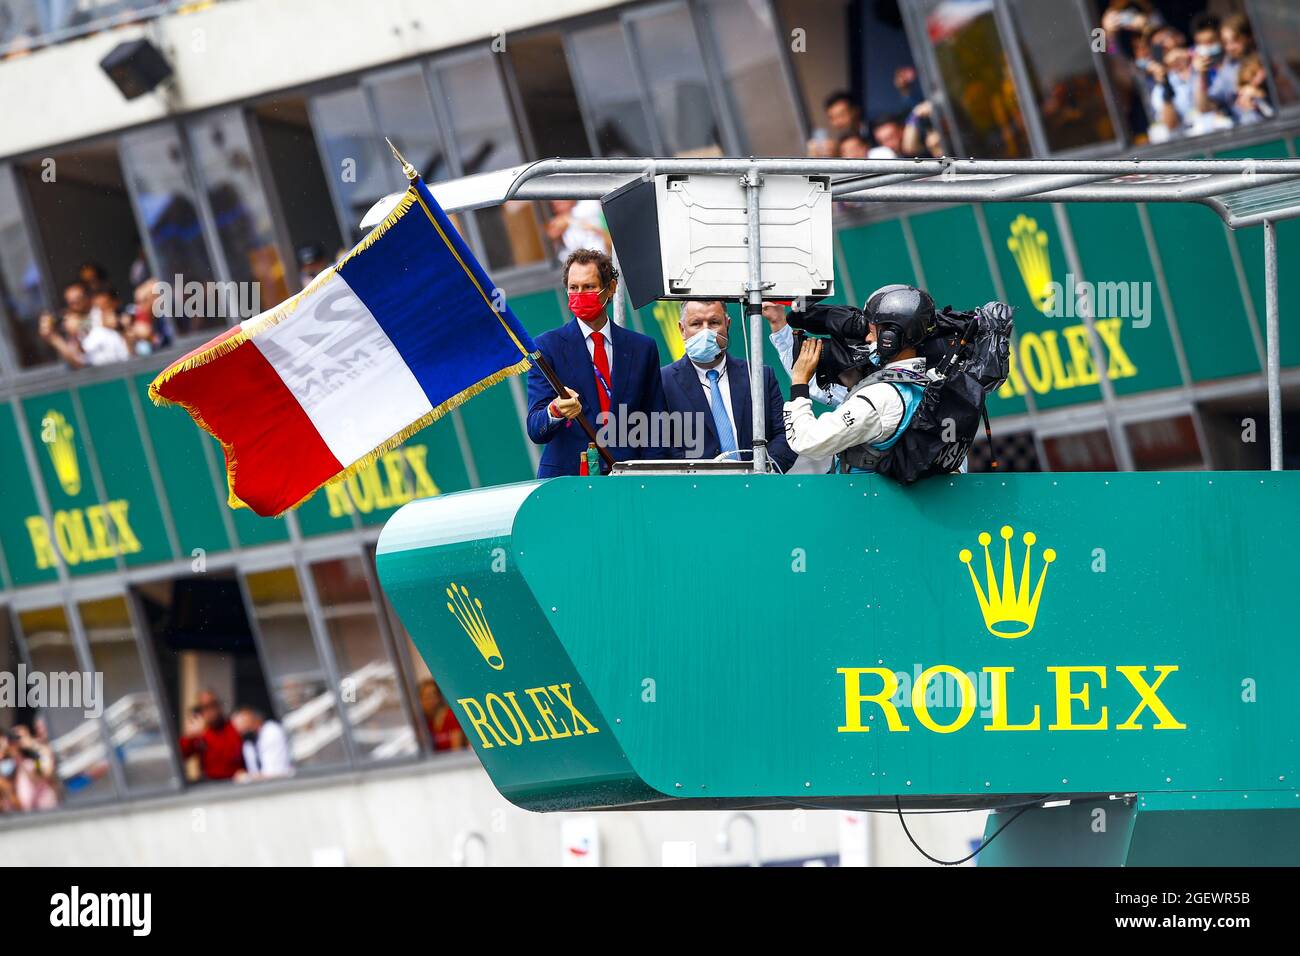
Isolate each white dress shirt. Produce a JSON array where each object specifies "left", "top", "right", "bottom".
[
  {"left": 548, "top": 316, "right": 617, "bottom": 423},
  {"left": 242, "top": 720, "right": 292, "bottom": 778}
]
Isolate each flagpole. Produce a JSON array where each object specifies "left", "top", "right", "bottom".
[{"left": 385, "top": 138, "right": 615, "bottom": 471}]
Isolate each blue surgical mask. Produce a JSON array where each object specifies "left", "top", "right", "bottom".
[
  {"left": 1195, "top": 43, "right": 1222, "bottom": 59},
  {"left": 867, "top": 340, "right": 879, "bottom": 364},
  {"left": 685, "top": 328, "right": 722, "bottom": 363},
  {"left": 0, "top": 758, "right": 14, "bottom": 777}
]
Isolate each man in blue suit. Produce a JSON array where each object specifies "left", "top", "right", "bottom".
[
  {"left": 660, "top": 299, "right": 796, "bottom": 472},
  {"left": 526, "top": 249, "right": 668, "bottom": 477}
]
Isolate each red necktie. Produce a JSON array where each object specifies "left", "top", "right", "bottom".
[{"left": 589, "top": 330, "right": 612, "bottom": 417}]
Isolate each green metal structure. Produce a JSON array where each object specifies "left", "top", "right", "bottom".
[{"left": 376, "top": 473, "right": 1300, "bottom": 863}]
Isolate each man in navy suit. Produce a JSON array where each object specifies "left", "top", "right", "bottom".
[
  {"left": 660, "top": 299, "right": 796, "bottom": 472},
  {"left": 526, "top": 249, "right": 668, "bottom": 477}
]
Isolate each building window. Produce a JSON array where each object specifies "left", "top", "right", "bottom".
[
  {"left": 918, "top": 0, "right": 1031, "bottom": 157},
  {"left": 15, "top": 604, "right": 112, "bottom": 807},
  {"left": 1041, "top": 429, "right": 1117, "bottom": 471},
  {"left": 118, "top": 127, "right": 220, "bottom": 331},
  {"left": 1009, "top": 0, "right": 1118, "bottom": 151},
  {"left": 699, "top": 0, "right": 804, "bottom": 155},
  {"left": 433, "top": 52, "right": 547, "bottom": 270},
  {"left": 568, "top": 20, "right": 660, "bottom": 157},
  {"left": 187, "top": 109, "right": 292, "bottom": 310},
  {"left": 1252, "top": 0, "right": 1300, "bottom": 107},
  {"left": 309, "top": 556, "right": 419, "bottom": 762},
  {"left": 243, "top": 566, "right": 348, "bottom": 771},
  {"left": 0, "top": 164, "right": 51, "bottom": 368},
  {"left": 76, "top": 595, "right": 177, "bottom": 793},
  {"left": 626, "top": 4, "right": 726, "bottom": 156},
  {"left": 508, "top": 32, "right": 594, "bottom": 158},
  {"left": 310, "top": 86, "right": 396, "bottom": 246}
]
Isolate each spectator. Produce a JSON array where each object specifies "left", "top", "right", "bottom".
[
  {"left": 868, "top": 115, "right": 905, "bottom": 159},
  {"left": 808, "top": 90, "right": 868, "bottom": 157},
  {"left": 1149, "top": 44, "right": 1197, "bottom": 136},
  {"left": 62, "top": 280, "right": 91, "bottom": 321},
  {"left": 838, "top": 133, "right": 870, "bottom": 159},
  {"left": 90, "top": 287, "right": 125, "bottom": 332},
  {"left": 1234, "top": 54, "right": 1275, "bottom": 125},
  {"left": 38, "top": 307, "right": 128, "bottom": 368},
  {"left": 419, "top": 678, "right": 465, "bottom": 752},
  {"left": 902, "top": 101, "right": 947, "bottom": 158},
  {"left": 296, "top": 242, "right": 330, "bottom": 288},
  {"left": 132, "top": 277, "right": 173, "bottom": 351},
  {"left": 77, "top": 260, "right": 109, "bottom": 293},
  {"left": 544, "top": 199, "right": 611, "bottom": 262},
  {"left": 1196, "top": 13, "right": 1256, "bottom": 120},
  {"left": 3, "top": 724, "right": 59, "bottom": 812},
  {"left": 178, "top": 690, "right": 246, "bottom": 781},
  {"left": 231, "top": 707, "right": 293, "bottom": 781}
]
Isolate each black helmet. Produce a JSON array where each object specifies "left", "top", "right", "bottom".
[{"left": 866, "top": 286, "right": 936, "bottom": 363}]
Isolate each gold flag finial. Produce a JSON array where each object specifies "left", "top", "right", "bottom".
[{"left": 386, "top": 137, "right": 418, "bottom": 182}]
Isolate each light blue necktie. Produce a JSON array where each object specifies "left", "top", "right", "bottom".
[{"left": 706, "top": 368, "right": 737, "bottom": 454}]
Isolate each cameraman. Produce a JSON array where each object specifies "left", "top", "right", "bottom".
[{"left": 783, "top": 287, "right": 934, "bottom": 471}]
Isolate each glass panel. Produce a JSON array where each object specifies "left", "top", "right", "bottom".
[
  {"left": 244, "top": 567, "right": 346, "bottom": 770},
  {"left": 310, "top": 557, "right": 417, "bottom": 762},
  {"left": 1254, "top": 0, "right": 1300, "bottom": 105},
  {"left": 921, "top": 0, "right": 1031, "bottom": 157},
  {"left": 368, "top": 66, "right": 451, "bottom": 183},
  {"left": 568, "top": 21, "right": 658, "bottom": 157},
  {"left": 1009, "top": 0, "right": 1115, "bottom": 151},
  {"left": 16, "top": 605, "right": 111, "bottom": 807},
  {"left": 1041, "top": 429, "right": 1117, "bottom": 471},
  {"left": 0, "top": 164, "right": 50, "bottom": 367},
  {"left": 627, "top": 5, "right": 726, "bottom": 156},
  {"left": 0, "top": 608, "right": 23, "bottom": 813},
  {"left": 119, "top": 126, "right": 219, "bottom": 336},
  {"left": 1126, "top": 415, "right": 1203, "bottom": 470},
  {"left": 310, "top": 86, "right": 395, "bottom": 245},
  {"left": 776, "top": 0, "right": 852, "bottom": 146},
  {"left": 77, "top": 595, "right": 176, "bottom": 792},
  {"left": 187, "top": 109, "right": 291, "bottom": 310},
  {"left": 699, "top": 0, "right": 804, "bottom": 155},
  {"left": 434, "top": 53, "right": 547, "bottom": 269},
  {"left": 508, "top": 33, "right": 593, "bottom": 158}
]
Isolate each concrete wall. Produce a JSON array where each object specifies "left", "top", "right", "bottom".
[
  {"left": 0, "top": 754, "right": 989, "bottom": 866},
  {"left": 0, "top": 0, "right": 625, "bottom": 160}
]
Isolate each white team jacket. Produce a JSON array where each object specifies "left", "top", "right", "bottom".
[{"left": 782, "top": 358, "right": 927, "bottom": 460}]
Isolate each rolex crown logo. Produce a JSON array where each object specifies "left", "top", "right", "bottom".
[
  {"left": 446, "top": 582, "right": 503, "bottom": 670},
  {"left": 1007, "top": 214, "right": 1055, "bottom": 314},
  {"left": 43, "top": 409, "right": 81, "bottom": 496},
  {"left": 959, "top": 525, "right": 1056, "bottom": 639}
]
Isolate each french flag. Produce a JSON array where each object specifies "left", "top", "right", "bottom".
[{"left": 150, "top": 174, "right": 537, "bottom": 517}]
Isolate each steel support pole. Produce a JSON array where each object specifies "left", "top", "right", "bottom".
[
  {"left": 1265, "top": 219, "right": 1283, "bottom": 471},
  {"left": 743, "top": 167, "right": 768, "bottom": 474}
]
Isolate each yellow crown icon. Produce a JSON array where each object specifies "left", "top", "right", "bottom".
[
  {"left": 42, "top": 410, "right": 81, "bottom": 496},
  {"left": 446, "top": 582, "right": 503, "bottom": 670},
  {"left": 959, "top": 525, "right": 1056, "bottom": 639},
  {"left": 1007, "top": 214, "right": 1056, "bottom": 314}
]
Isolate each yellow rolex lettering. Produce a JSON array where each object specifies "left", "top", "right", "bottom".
[
  {"left": 457, "top": 696, "right": 504, "bottom": 749},
  {"left": 837, "top": 667, "right": 908, "bottom": 733},
  {"left": 84, "top": 504, "right": 115, "bottom": 561},
  {"left": 381, "top": 452, "right": 412, "bottom": 507},
  {"left": 983, "top": 667, "right": 1041, "bottom": 731},
  {"left": 1116, "top": 665, "right": 1186, "bottom": 730},
  {"left": 1048, "top": 666, "right": 1109, "bottom": 730},
  {"left": 504, "top": 691, "right": 550, "bottom": 742},
  {"left": 997, "top": 348, "right": 1028, "bottom": 399},
  {"left": 1019, "top": 333, "right": 1052, "bottom": 394},
  {"left": 525, "top": 686, "right": 572, "bottom": 739},
  {"left": 1096, "top": 318, "right": 1137, "bottom": 379},
  {"left": 364, "top": 464, "right": 393, "bottom": 511},
  {"left": 485, "top": 693, "right": 523, "bottom": 745},
  {"left": 346, "top": 472, "right": 373, "bottom": 513},
  {"left": 1040, "top": 330, "right": 1077, "bottom": 389},
  {"left": 1063, "top": 324, "right": 1099, "bottom": 385},
  {"left": 25, "top": 516, "right": 58, "bottom": 570},
  {"left": 912, "top": 665, "right": 976, "bottom": 734},
  {"left": 547, "top": 683, "right": 598, "bottom": 736},
  {"left": 325, "top": 482, "right": 353, "bottom": 518},
  {"left": 52, "top": 510, "right": 85, "bottom": 565},
  {"left": 405, "top": 445, "right": 440, "bottom": 499},
  {"left": 105, "top": 500, "right": 141, "bottom": 555}
]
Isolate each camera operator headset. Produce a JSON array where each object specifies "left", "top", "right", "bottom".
[{"left": 782, "top": 286, "right": 935, "bottom": 472}]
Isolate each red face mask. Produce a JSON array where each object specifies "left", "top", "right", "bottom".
[{"left": 568, "top": 287, "right": 608, "bottom": 323}]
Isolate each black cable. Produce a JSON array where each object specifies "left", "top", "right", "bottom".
[{"left": 893, "top": 794, "right": 1033, "bottom": 866}]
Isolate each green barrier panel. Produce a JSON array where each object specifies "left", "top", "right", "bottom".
[{"left": 376, "top": 472, "right": 1298, "bottom": 822}]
